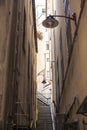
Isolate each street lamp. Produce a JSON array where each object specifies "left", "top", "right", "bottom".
[
  {"left": 41, "top": 78, "right": 47, "bottom": 84},
  {"left": 42, "top": 13, "right": 76, "bottom": 28}
]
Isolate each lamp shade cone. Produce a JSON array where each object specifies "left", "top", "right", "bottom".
[{"left": 42, "top": 15, "right": 59, "bottom": 28}]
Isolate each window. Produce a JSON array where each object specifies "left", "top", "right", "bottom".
[
  {"left": 47, "top": 58, "right": 49, "bottom": 62},
  {"left": 22, "top": 8, "right": 26, "bottom": 54},
  {"left": 63, "top": 0, "right": 69, "bottom": 16},
  {"left": 63, "top": 0, "right": 72, "bottom": 53},
  {"left": 46, "top": 44, "right": 49, "bottom": 50},
  {"left": 66, "top": 19, "right": 72, "bottom": 53},
  {"left": 42, "top": 8, "right": 46, "bottom": 13}
]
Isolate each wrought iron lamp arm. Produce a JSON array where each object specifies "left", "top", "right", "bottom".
[
  {"left": 52, "top": 15, "right": 74, "bottom": 21},
  {"left": 49, "top": 13, "right": 76, "bottom": 23}
]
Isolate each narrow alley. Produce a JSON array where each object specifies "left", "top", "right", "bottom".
[
  {"left": 0, "top": 0, "right": 87, "bottom": 130},
  {"left": 37, "top": 92, "right": 53, "bottom": 130}
]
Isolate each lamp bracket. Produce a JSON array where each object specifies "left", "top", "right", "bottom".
[
  {"left": 42, "top": 12, "right": 76, "bottom": 28},
  {"left": 49, "top": 12, "right": 76, "bottom": 25}
]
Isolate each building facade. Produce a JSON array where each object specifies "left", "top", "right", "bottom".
[
  {"left": 49, "top": 0, "right": 87, "bottom": 129},
  {"left": 0, "top": 0, "right": 37, "bottom": 130}
]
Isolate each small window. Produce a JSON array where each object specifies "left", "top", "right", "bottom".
[
  {"left": 46, "top": 44, "right": 49, "bottom": 50},
  {"left": 42, "top": 8, "right": 46, "bottom": 13},
  {"left": 64, "top": 0, "right": 69, "bottom": 16},
  {"left": 47, "top": 58, "right": 49, "bottom": 62},
  {"left": 63, "top": 0, "right": 72, "bottom": 53},
  {"left": 66, "top": 19, "right": 72, "bottom": 53},
  {"left": 46, "top": 71, "right": 50, "bottom": 78},
  {"left": 22, "top": 8, "right": 26, "bottom": 54}
]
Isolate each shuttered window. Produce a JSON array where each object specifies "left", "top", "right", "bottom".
[
  {"left": 63, "top": 0, "right": 72, "bottom": 53},
  {"left": 60, "top": 28, "right": 64, "bottom": 81},
  {"left": 22, "top": 8, "right": 26, "bottom": 54}
]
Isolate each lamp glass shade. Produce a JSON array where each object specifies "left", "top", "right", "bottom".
[{"left": 42, "top": 16, "right": 59, "bottom": 28}]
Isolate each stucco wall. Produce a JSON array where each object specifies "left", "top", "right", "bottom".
[
  {"left": 0, "top": 0, "right": 37, "bottom": 129},
  {"left": 59, "top": 0, "right": 87, "bottom": 129}
]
